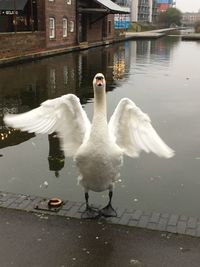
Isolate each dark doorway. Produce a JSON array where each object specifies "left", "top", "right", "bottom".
[
  {"left": 0, "top": 0, "right": 38, "bottom": 32},
  {"left": 78, "top": 14, "right": 87, "bottom": 42}
]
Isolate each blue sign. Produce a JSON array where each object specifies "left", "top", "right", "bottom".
[
  {"left": 114, "top": 14, "right": 130, "bottom": 29},
  {"left": 156, "top": 0, "right": 173, "bottom": 3}
]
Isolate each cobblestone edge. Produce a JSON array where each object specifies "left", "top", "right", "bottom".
[{"left": 0, "top": 191, "right": 200, "bottom": 238}]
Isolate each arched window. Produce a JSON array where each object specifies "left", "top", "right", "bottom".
[
  {"left": 63, "top": 18, "right": 68, "bottom": 37},
  {"left": 49, "top": 17, "right": 55, "bottom": 39},
  {"left": 69, "top": 20, "right": 74, "bottom": 32}
]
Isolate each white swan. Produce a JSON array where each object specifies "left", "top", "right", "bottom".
[{"left": 4, "top": 73, "right": 174, "bottom": 218}]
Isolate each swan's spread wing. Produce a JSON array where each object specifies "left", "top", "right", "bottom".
[
  {"left": 4, "top": 94, "right": 91, "bottom": 157},
  {"left": 109, "top": 98, "right": 174, "bottom": 158}
]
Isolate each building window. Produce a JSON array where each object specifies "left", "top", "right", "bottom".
[
  {"left": 63, "top": 18, "right": 68, "bottom": 37},
  {"left": 66, "top": 0, "right": 71, "bottom": 4},
  {"left": 108, "top": 20, "right": 112, "bottom": 34},
  {"left": 49, "top": 17, "right": 55, "bottom": 39},
  {"left": 69, "top": 20, "right": 74, "bottom": 32}
]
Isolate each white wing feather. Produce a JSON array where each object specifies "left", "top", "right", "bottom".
[
  {"left": 109, "top": 98, "right": 174, "bottom": 158},
  {"left": 4, "top": 94, "right": 91, "bottom": 157}
]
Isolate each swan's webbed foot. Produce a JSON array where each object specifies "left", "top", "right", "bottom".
[
  {"left": 81, "top": 205, "right": 100, "bottom": 219},
  {"left": 81, "top": 192, "right": 100, "bottom": 219},
  {"left": 100, "top": 190, "right": 117, "bottom": 217},
  {"left": 100, "top": 203, "right": 117, "bottom": 217}
]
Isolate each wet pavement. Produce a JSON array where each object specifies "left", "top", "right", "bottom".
[
  {"left": 0, "top": 207, "right": 200, "bottom": 267},
  {"left": 1, "top": 191, "right": 200, "bottom": 237}
]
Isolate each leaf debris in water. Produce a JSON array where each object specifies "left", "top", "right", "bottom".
[{"left": 130, "top": 259, "right": 143, "bottom": 266}]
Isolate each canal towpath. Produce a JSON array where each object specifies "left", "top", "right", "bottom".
[
  {"left": 125, "top": 27, "right": 178, "bottom": 39},
  {"left": 1, "top": 206, "right": 200, "bottom": 267},
  {"left": 0, "top": 191, "right": 200, "bottom": 266}
]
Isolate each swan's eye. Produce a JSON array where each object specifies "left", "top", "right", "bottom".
[{"left": 96, "top": 76, "right": 103, "bottom": 81}]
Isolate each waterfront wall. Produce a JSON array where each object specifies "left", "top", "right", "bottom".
[{"left": 0, "top": 32, "right": 46, "bottom": 59}]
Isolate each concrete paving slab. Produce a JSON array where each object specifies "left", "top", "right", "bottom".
[
  {"left": 1, "top": 191, "right": 200, "bottom": 238},
  {"left": 0, "top": 207, "right": 200, "bottom": 267}
]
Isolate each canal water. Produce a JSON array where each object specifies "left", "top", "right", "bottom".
[{"left": 1, "top": 36, "right": 200, "bottom": 217}]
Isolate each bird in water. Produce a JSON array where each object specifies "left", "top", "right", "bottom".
[{"left": 4, "top": 73, "right": 174, "bottom": 219}]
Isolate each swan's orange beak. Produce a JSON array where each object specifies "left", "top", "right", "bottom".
[{"left": 96, "top": 77, "right": 103, "bottom": 86}]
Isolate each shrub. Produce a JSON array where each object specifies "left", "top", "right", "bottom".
[{"left": 194, "top": 21, "right": 200, "bottom": 33}]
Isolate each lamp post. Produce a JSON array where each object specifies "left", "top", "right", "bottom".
[
  {"left": 30, "top": 0, "right": 34, "bottom": 31},
  {"left": 13, "top": 0, "right": 17, "bottom": 32}
]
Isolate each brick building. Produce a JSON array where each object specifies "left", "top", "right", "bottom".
[
  {"left": 0, "top": 0, "right": 129, "bottom": 60},
  {"left": 45, "top": 0, "right": 77, "bottom": 49},
  {"left": 182, "top": 11, "right": 200, "bottom": 26}
]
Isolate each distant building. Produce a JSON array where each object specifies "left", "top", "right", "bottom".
[
  {"left": 182, "top": 11, "right": 200, "bottom": 25},
  {"left": 131, "top": 0, "right": 158, "bottom": 23},
  {"left": 130, "top": 0, "right": 177, "bottom": 23},
  {"left": 156, "top": 0, "right": 174, "bottom": 12}
]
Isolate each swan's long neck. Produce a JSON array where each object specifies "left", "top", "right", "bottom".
[
  {"left": 92, "top": 87, "right": 107, "bottom": 122},
  {"left": 89, "top": 86, "right": 108, "bottom": 142},
  {"left": 88, "top": 75, "right": 110, "bottom": 141},
  {"left": 93, "top": 88, "right": 107, "bottom": 115}
]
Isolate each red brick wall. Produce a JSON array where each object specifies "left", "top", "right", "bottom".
[
  {"left": 45, "top": 0, "right": 77, "bottom": 48},
  {"left": 37, "top": 0, "right": 45, "bottom": 31},
  {"left": 85, "top": 14, "right": 115, "bottom": 43},
  {"left": 86, "top": 18, "right": 103, "bottom": 42},
  {"left": 107, "top": 14, "right": 115, "bottom": 38},
  {"left": 0, "top": 32, "right": 46, "bottom": 58}
]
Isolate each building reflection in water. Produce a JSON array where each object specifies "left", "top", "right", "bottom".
[
  {"left": 1, "top": 38, "right": 179, "bottom": 157},
  {"left": 48, "top": 133, "right": 65, "bottom": 178},
  {"left": 0, "top": 42, "right": 130, "bottom": 171},
  {"left": 0, "top": 95, "right": 35, "bottom": 151},
  {"left": 113, "top": 49, "right": 126, "bottom": 80},
  {"left": 131, "top": 37, "right": 179, "bottom": 65}
]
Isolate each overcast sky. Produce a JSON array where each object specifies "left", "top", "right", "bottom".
[{"left": 176, "top": 0, "right": 200, "bottom": 13}]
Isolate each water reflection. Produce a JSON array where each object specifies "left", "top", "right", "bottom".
[
  {"left": 1, "top": 37, "right": 200, "bottom": 217},
  {"left": 0, "top": 36, "right": 180, "bottom": 150},
  {"left": 0, "top": 42, "right": 131, "bottom": 150},
  {"left": 0, "top": 128, "right": 34, "bottom": 149},
  {"left": 48, "top": 133, "right": 65, "bottom": 178},
  {"left": 0, "top": 95, "right": 35, "bottom": 149},
  {"left": 128, "top": 37, "right": 180, "bottom": 73},
  {"left": 0, "top": 37, "right": 178, "bottom": 118}
]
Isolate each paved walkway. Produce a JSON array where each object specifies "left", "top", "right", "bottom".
[
  {"left": 125, "top": 31, "right": 165, "bottom": 39},
  {"left": 182, "top": 33, "right": 200, "bottom": 40},
  {"left": 0, "top": 191, "right": 200, "bottom": 238},
  {"left": 1, "top": 206, "right": 200, "bottom": 267},
  {"left": 125, "top": 28, "right": 178, "bottom": 40}
]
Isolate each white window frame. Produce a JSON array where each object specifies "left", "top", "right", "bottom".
[
  {"left": 63, "top": 18, "right": 68, "bottom": 37},
  {"left": 69, "top": 20, "right": 74, "bottom": 32},
  {"left": 49, "top": 17, "right": 55, "bottom": 39}
]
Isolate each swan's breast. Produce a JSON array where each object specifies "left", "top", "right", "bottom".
[{"left": 75, "top": 140, "right": 122, "bottom": 192}]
